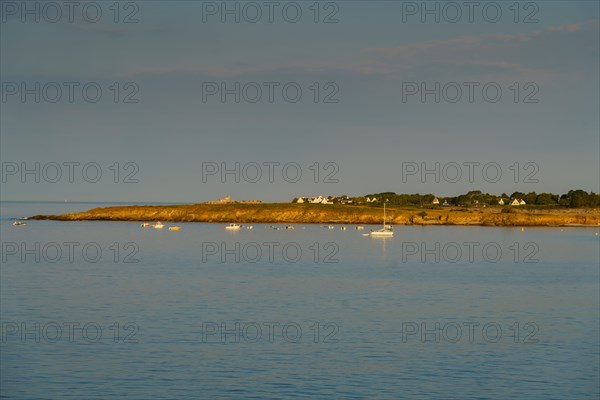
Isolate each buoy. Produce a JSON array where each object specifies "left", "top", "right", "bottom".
[
  {"left": 595, "top": 232, "right": 599, "bottom": 236},
  {"left": 521, "top": 227, "right": 524, "bottom": 232}
]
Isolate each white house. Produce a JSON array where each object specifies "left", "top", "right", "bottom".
[
  {"left": 432, "top": 198, "right": 440, "bottom": 205},
  {"left": 498, "top": 198, "right": 504, "bottom": 205},
  {"left": 510, "top": 199, "right": 521, "bottom": 206},
  {"left": 296, "top": 197, "right": 305, "bottom": 203},
  {"left": 519, "top": 199, "right": 526, "bottom": 205},
  {"left": 310, "top": 196, "right": 324, "bottom": 204},
  {"left": 321, "top": 198, "right": 333, "bottom": 205}
]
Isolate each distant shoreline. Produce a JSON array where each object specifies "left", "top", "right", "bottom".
[{"left": 29, "top": 203, "right": 600, "bottom": 227}]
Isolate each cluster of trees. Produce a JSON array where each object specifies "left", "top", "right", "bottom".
[
  {"left": 557, "top": 190, "right": 600, "bottom": 207},
  {"left": 356, "top": 190, "right": 600, "bottom": 208}
]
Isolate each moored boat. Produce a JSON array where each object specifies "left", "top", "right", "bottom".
[{"left": 370, "top": 201, "right": 394, "bottom": 237}]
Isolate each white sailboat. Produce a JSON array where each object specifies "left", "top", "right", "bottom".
[{"left": 370, "top": 201, "right": 394, "bottom": 237}]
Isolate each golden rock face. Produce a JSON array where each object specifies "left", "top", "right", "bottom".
[{"left": 30, "top": 204, "right": 600, "bottom": 226}]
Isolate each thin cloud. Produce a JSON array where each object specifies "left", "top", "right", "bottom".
[
  {"left": 65, "top": 21, "right": 128, "bottom": 38},
  {"left": 132, "top": 20, "right": 598, "bottom": 82},
  {"left": 357, "top": 20, "right": 598, "bottom": 82},
  {"left": 368, "top": 20, "right": 598, "bottom": 57}
]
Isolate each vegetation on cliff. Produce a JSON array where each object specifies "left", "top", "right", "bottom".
[{"left": 356, "top": 190, "right": 600, "bottom": 207}]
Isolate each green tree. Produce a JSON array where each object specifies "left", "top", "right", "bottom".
[
  {"left": 568, "top": 190, "right": 590, "bottom": 207},
  {"left": 523, "top": 192, "right": 537, "bottom": 205},
  {"left": 535, "top": 193, "right": 557, "bottom": 205}
]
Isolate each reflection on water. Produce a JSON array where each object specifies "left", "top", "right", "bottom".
[
  {"left": 1, "top": 202, "right": 599, "bottom": 399},
  {"left": 372, "top": 235, "right": 391, "bottom": 261}
]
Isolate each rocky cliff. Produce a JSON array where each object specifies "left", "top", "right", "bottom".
[{"left": 30, "top": 204, "right": 600, "bottom": 227}]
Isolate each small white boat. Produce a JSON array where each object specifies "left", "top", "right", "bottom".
[
  {"left": 286, "top": 225, "right": 295, "bottom": 230},
  {"left": 225, "top": 223, "right": 242, "bottom": 230},
  {"left": 327, "top": 225, "right": 335, "bottom": 230},
  {"left": 340, "top": 226, "right": 347, "bottom": 230},
  {"left": 370, "top": 229, "right": 394, "bottom": 237},
  {"left": 370, "top": 202, "right": 394, "bottom": 237},
  {"left": 246, "top": 226, "right": 253, "bottom": 230},
  {"left": 141, "top": 223, "right": 151, "bottom": 228},
  {"left": 153, "top": 222, "right": 164, "bottom": 229},
  {"left": 356, "top": 226, "right": 364, "bottom": 230},
  {"left": 13, "top": 220, "right": 26, "bottom": 226}
]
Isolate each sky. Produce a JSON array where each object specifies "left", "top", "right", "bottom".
[{"left": 1, "top": 0, "right": 599, "bottom": 202}]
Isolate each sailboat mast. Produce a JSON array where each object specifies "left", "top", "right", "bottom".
[{"left": 383, "top": 201, "right": 386, "bottom": 228}]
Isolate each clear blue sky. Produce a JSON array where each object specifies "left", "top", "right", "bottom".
[{"left": 1, "top": 1, "right": 598, "bottom": 202}]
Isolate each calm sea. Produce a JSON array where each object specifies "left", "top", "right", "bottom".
[{"left": 1, "top": 202, "right": 599, "bottom": 399}]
